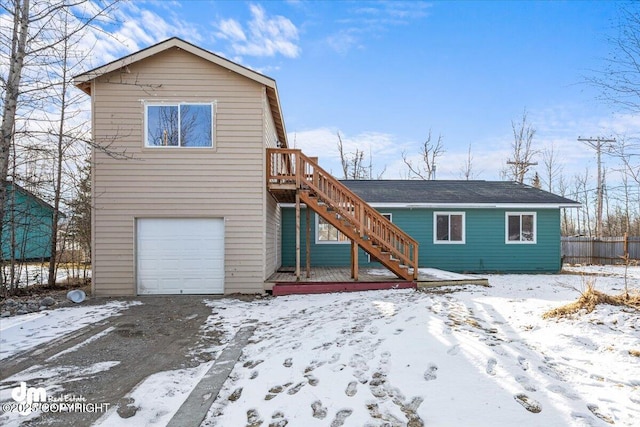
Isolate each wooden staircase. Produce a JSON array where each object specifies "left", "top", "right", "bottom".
[{"left": 267, "top": 148, "right": 418, "bottom": 281}]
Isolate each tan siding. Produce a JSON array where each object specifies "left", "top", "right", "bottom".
[
  {"left": 264, "top": 195, "right": 281, "bottom": 280},
  {"left": 92, "top": 47, "right": 269, "bottom": 295},
  {"left": 263, "top": 89, "right": 281, "bottom": 281}
]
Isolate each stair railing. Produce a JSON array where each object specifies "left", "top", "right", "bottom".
[{"left": 267, "top": 148, "right": 418, "bottom": 278}]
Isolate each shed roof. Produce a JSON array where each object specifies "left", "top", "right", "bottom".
[
  {"left": 6, "top": 182, "right": 57, "bottom": 213},
  {"left": 73, "top": 37, "right": 287, "bottom": 146},
  {"left": 340, "top": 180, "right": 580, "bottom": 208}
]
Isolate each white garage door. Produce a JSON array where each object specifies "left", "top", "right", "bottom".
[{"left": 136, "top": 218, "right": 224, "bottom": 295}]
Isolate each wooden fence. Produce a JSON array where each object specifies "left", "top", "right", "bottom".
[{"left": 561, "top": 235, "right": 640, "bottom": 265}]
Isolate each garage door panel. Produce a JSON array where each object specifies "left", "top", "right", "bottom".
[{"left": 136, "top": 218, "right": 224, "bottom": 295}]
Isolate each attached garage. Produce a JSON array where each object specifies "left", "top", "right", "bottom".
[{"left": 136, "top": 218, "right": 225, "bottom": 295}]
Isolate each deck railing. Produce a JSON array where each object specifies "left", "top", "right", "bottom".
[{"left": 267, "top": 148, "right": 419, "bottom": 279}]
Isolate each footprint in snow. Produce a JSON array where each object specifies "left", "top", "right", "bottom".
[
  {"left": 515, "top": 375, "right": 537, "bottom": 392},
  {"left": 393, "top": 328, "right": 404, "bottom": 335},
  {"left": 547, "top": 384, "right": 580, "bottom": 400},
  {"left": 283, "top": 358, "right": 292, "bottom": 368},
  {"left": 269, "top": 411, "right": 288, "bottom": 427},
  {"left": 264, "top": 383, "right": 291, "bottom": 400},
  {"left": 570, "top": 411, "right": 598, "bottom": 427},
  {"left": 345, "top": 381, "right": 357, "bottom": 397},
  {"left": 329, "top": 352, "right": 341, "bottom": 364},
  {"left": 447, "top": 344, "right": 460, "bottom": 356},
  {"left": 517, "top": 355, "right": 529, "bottom": 371},
  {"left": 249, "top": 370, "right": 259, "bottom": 380},
  {"left": 305, "top": 373, "right": 319, "bottom": 386},
  {"left": 228, "top": 387, "right": 243, "bottom": 402},
  {"left": 330, "top": 409, "right": 353, "bottom": 427},
  {"left": 514, "top": 394, "right": 542, "bottom": 413},
  {"left": 246, "top": 408, "right": 263, "bottom": 427},
  {"left": 538, "top": 364, "right": 563, "bottom": 380},
  {"left": 486, "top": 358, "right": 497, "bottom": 376},
  {"left": 311, "top": 400, "right": 327, "bottom": 419},
  {"left": 243, "top": 359, "right": 264, "bottom": 369},
  {"left": 369, "top": 326, "right": 379, "bottom": 335},
  {"left": 286, "top": 381, "right": 306, "bottom": 395},
  {"left": 587, "top": 404, "right": 614, "bottom": 424},
  {"left": 423, "top": 364, "right": 438, "bottom": 381}
]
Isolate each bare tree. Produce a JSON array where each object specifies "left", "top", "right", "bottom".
[
  {"left": 589, "top": 4, "right": 640, "bottom": 113},
  {"left": 506, "top": 110, "right": 538, "bottom": 183},
  {"left": 557, "top": 174, "right": 575, "bottom": 235},
  {"left": 402, "top": 130, "right": 444, "bottom": 180},
  {"left": 541, "top": 143, "right": 563, "bottom": 192},
  {"left": 336, "top": 131, "right": 385, "bottom": 179},
  {"left": 66, "top": 160, "right": 91, "bottom": 281},
  {"left": 531, "top": 172, "right": 542, "bottom": 189},
  {"left": 573, "top": 169, "right": 593, "bottom": 236},
  {"left": 1, "top": 0, "right": 120, "bottom": 294},
  {"left": 1, "top": 0, "right": 31, "bottom": 251},
  {"left": 459, "top": 144, "right": 476, "bottom": 180}
]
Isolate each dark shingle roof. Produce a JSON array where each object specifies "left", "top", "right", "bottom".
[{"left": 339, "top": 180, "right": 579, "bottom": 206}]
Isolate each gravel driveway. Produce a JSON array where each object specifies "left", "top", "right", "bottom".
[{"left": 1, "top": 296, "right": 227, "bottom": 426}]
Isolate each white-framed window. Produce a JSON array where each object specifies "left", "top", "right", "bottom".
[
  {"left": 367, "top": 213, "right": 392, "bottom": 262},
  {"left": 145, "top": 102, "right": 214, "bottom": 148},
  {"left": 505, "top": 212, "right": 536, "bottom": 244},
  {"left": 434, "top": 212, "right": 465, "bottom": 244},
  {"left": 315, "top": 214, "right": 349, "bottom": 244}
]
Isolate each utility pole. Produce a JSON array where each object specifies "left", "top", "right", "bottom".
[{"left": 577, "top": 136, "right": 616, "bottom": 238}]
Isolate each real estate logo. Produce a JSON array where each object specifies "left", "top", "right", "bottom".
[
  {"left": 2, "top": 381, "right": 110, "bottom": 416},
  {"left": 8, "top": 382, "right": 47, "bottom": 415}
]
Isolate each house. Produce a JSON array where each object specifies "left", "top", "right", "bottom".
[
  {"left": 75, "top": 37, "right": 577, "bottom": 296},
  {"left": 1, "top": 182, "right": 56, "bottom": 261},
  {"left": 74, "top": 38, "right": 288, "bottom": 296},
  {"left": 280, "top": 180, "right": 580, "bottom": 273}
]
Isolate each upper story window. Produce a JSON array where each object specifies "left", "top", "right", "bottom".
[
  {"left": 434, "top": 212, "right": 465, "bottom": 244},
  {"left": 506, "top": 212, "right": 536, "bottom": 244},
  {"left": 145, "top": 103, "right": 214, "bottom": 148}
]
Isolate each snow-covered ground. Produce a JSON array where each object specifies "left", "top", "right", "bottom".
[
  {"left": 0, "top": 301, "right": 140, "bottom": 360},
  {"left": 1, "top": 266, "right": 638, "bottom": 426},
  {"left": 1, "top": 263, "right": 91, "bottom": 287}
]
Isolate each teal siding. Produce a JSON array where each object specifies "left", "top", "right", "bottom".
[
  {"left": 2, "top": 184, "right": 55, "bottom": 261},
  {"left": 281, "top": 207, "right": 562, "bottom": 273}
]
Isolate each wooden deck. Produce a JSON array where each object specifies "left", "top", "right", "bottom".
[{"left": 266, "top": 267, "right": 489, "bottom": 296}]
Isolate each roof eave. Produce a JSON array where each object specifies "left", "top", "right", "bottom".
[{"left": 279, "top": 202, "right": 583, "bottom": 209}]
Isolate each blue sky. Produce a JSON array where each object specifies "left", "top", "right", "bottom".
[{"left": 86, "top": 1, "right": 634, "bottom": 187}]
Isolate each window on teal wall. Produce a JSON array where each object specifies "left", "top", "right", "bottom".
[
  {"left": 434, "top": 212, "right": 465, "bottom": 244},
  {"left": 506, "top": 212, "right": 536, "bottom": 244},
  {"left": 145, "top": 103, "right": 214, "bottom": 147},
  {"left": 316, "top": 214, "right": 349, "bottom": 244}
]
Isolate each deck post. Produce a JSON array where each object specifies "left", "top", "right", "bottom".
[
  {"left": 306, "top": 206, "right": 311, "bottom": 278},
  {"left": 295, "top": 191, "right": 301, "bottom": 280},
  {"left": 351, "top": 241, "right": 359, "bottom": 280}
]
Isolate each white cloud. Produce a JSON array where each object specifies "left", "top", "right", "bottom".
[
  {"left": 326, "top": 1, "right": 431, "bottom": 54},
  {"left": 326, "top": 30, "right": 362, "bottom": 56},
  {"left": 217, "top": 19, "right": 247, "bottom": 42},
  {"left": 216, "top": 4, "right": 300, "bottom": 58},
  {"left": 289, "top": 128, "right": 408, "bottom": 178},
  {"left": 66, "top": 2, "right": 206, "bottom": 70}
]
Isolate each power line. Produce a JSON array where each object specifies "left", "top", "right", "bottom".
[{"left": 577, "top": 136, "right": 616, "bottom": 238}]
